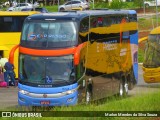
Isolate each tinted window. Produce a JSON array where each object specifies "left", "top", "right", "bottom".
[
  {"left": 129, "top": 14, "right": 137, "bottom": 22},
  {"left": 21, "top": 21, "right": 78, "bottom": 48},
  {"left": 79, "top": 17, "right": 89, "bottom": 42},
  {"left": 19, "top": 54, "right": 76, "bottom": 86},
  {"left": 66, "top": 1, "right": 71, "bottom": 5},
  {"left": 74, "top": 1, "right": 81, "bottom": 4},
  {"left": 0, "top": 16, "right": 26, "bottom": 32}
]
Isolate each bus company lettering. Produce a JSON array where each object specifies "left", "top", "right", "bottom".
[
  {"left": 28, "top": 33, "right": 67, "bottom": 40},
  {"left": 103, "top": 40, "right": 118, "bottom": 51},
  {"left": 97, "top": 40, "right": 118, "bottom": 52}
]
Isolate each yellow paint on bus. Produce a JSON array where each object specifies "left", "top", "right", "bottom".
[
  {"left": 143, "top": 26, "right": 160, "bottom": 83},
  {"left": 0, "top": 11, "right": 39, "bottom": 78}
]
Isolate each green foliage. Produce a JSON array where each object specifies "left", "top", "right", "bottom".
[
  {"left": 138, "top": 48, "right": 145, "bottom": 63},
  {"left": 1, "top": 90, "right": 160, "bottom": 120},
  {"left": 94, "top": 2, "right": 110, "bottom": 9},
  {"left": 109, "top": 0, "right": 124, "bottom": 9},
  {"left": 133, "top": 0, "right": 144, "bottom": 8},
  {"left": 0, "top": 0, "right": 7, "bottom": 3},
  {"left": 45, "top": 6, "right": 58, "bottom": 12}
]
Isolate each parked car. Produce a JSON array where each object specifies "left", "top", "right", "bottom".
[
  {"left": 21, "top": 7, "right": 48, "bottom": 13},
  {"left": 0, "top": 1, "right": 9, "bottom": 7},
  {"left": 144, "top": 0, "right": 160, "bottom": 8},
  {"left": 7, "top": 3, "right": 39, "bottom": 11},
  {"left": 58, "top": 0, "right": 90, "bottom": 11},
  {"left": 71, "top": 7, "right": 83, "bottom": 11}
]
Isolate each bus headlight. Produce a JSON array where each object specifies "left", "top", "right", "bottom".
[
  {"left": 19, "top": 89, "right": 29, "bottom": 95},
  {"left": 62, "top": 87, "right": 78, "bottom": 95},
  {"left": 66, "top": 89, "right": 75, "bottom": 95}
]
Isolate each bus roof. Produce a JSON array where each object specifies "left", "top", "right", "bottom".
[
  {"left": 0, "top": 11, "right": 39, "bottom": 16},
  {"left": 26, "top": 9, "right": 136, "bottom": 21},
  {"left": 78, "top": 9, "right": 136, "bottom": 15},
  {"left": 150, "top": 26, "right": 160, "bottom": 34}
]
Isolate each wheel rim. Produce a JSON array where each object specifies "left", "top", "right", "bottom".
[
  {"left": 86, "top": 91, "right": 90, "bottom": 103},
  {"left": 145, "top": 4, "right": 149, "bottom": 8},
  {"left": 119, "top": 83, "right": 123, "bottom": 96},
  {"left": 119, "top": 81, "right": 128, "bottom": 96},
  {"left": 124, "top": 83, "right": 128, "bottom": 94}
]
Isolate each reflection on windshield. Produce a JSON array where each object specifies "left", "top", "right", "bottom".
[
  {"left": 143, "top": 34, "right": 160, "bottom": 68},
  {"left": 22, "top": 21, "right": 77, "bottom": 42},
  {"left": 19, "top": 54, "right": 75, "bottom": 86}
]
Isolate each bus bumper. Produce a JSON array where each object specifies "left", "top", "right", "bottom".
[
  {"left": 143, "top": 67, "right": 160, "bottom": 83},
  {"left": 143, "top": 74, "right": 160, "bottom": 83},
  {"left": 18, "top": 91, "right": 78, "bottom": 106},
  {"left": 18, "top": 83, "right": 78, "bottom": 106}
]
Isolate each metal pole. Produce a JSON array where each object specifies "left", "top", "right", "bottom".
[
  {"left": 156, "top": 0, "right": 158, "bottom": 27},
  {"left": 92, "top": 0, "right": 94, "bottom": 9},
  {"left": 58, "top": 0, "right": 59, "bottom": 11},
  {"left": 152, "top": 15, "right": 154, "bottom": 29},
  {"left": 143, "top": 0, "right": 145, "bottom": 15}
]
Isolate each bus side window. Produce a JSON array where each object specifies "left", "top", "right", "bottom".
[
  {"left": 97, "top": 17, "right": 103, "bottom": 27},
  {"left": 91, "top": 17, "right": 97, "bottom": 28},
  {"left": 129, "top": 14, "right": 137, "bottom": 22},
  {"left": 80, "top": 18, "right": 89, "bottom": 33},
  {"left": 79, "top": 17, "right": 89, "bottom": 43},
  {"left": 0, "top": 17, "right": 3, "bottom": 32},
  {"left": 103, "top": 16, "right": 112, "bottom": 27},
  {"left": 19, "top": 17, "right": 26, "bottom": 31}
]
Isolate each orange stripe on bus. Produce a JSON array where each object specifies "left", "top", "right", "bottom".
[
  {"left": 19, "top": 46, "right": 76, "bottom": 56},
  {"left": 19, "top": 43, "right": 86, "bottom": 65},
  {"left": 9, "top": 44, "right": 19, "bottom": 64},
  {"left": 74, "top": 43, "right": 86, "bottom": 65}
]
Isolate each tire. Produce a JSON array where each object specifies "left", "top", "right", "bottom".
[
  {"left": 145, "top": 3, "right": 149, "bottom": 8},
  {"left": 128, "top": 69, "right": 137, "bottom": 90},
  {"left": 59, "top": 8, "right": 65, "bottom": 11}
]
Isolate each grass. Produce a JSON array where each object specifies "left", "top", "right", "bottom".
[
  {"left": 138, "top": 48, "right": 145, "bottom": 63},
  {"left": 1, "top": 90, "right": 160, "bottom": 119},
  {"left": 45, "top": 6, "right": 58, "bottom": 12}
]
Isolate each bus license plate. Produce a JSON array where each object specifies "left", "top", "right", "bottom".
[{"left": 40, "top": 101, "right": 50, "bottom": 105}]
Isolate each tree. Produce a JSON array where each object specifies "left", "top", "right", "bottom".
[
  {"left": 109, "top": 0, "right": 124, "bottom": 9},
  {"left": 133, "top": 0, "right": 144, "bottom": 8}
]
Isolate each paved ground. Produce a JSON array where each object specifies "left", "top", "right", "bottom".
[
  {"left": 0, "top": 86, "right": 18, "bottom": 110},
  {"left": 0, "top": 65, "right": 159, "bottom": 110},
  {"left": 129, "top": 64, "right": 160, "bottom": 97}
]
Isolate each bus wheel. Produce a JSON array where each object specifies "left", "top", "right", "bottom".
[
  {"left": 119, "top": 78, "right": 128, "bottom": 97},
  {"left": 128, "top": 69, "right": 136, "bottom": 90}
]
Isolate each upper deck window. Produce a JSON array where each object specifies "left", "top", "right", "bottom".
[
  {"left": 21, "top": 20, "right": 78, "bottom": 48},
  {"left": 22, "top": 21, "right": 77, "bottom": 42}
]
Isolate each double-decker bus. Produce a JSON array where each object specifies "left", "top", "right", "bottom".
[
  {"left": 143, "top": 26, "right": 160, "bottom": 83},
  {"left": 14, "top": 10, "right": 138, "bottom": 106},
  {"left": 0, "top": 11, "right": 38, "bottom": 78}
]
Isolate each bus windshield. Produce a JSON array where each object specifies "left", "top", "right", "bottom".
[
  {"left": 143, "top": 34, "right": 160, "bottom": 68},
  {"left": 21, "top": 21, "right": 77, "bottom": 48},
  {"left": 19, "top": 54, "right": 76, "bottom": 86}
]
